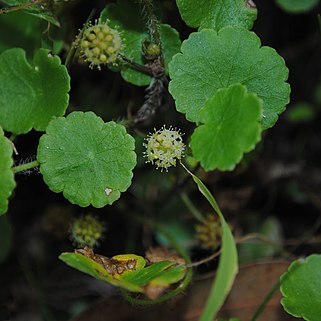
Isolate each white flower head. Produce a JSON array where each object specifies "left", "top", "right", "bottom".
[{"left": 143, "top": 126, "right": 185, "bottom": 171}]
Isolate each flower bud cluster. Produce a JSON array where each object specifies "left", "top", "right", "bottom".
[
  {"left": 78, "top": 21, "right": 123, "bottom": 70},
  {"left": 196, "top": 214, "right": 222, "bottom": 250},
  {"left": 70, "top": 214, "right": 105, "bottom": 248}
]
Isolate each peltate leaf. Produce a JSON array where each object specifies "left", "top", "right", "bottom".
[
  {"left": 1, "top": 0, "right": 60, "bottom": 26},
  {"left": 0, "top": 48, "right": 70, "bottom": 135},
  {"left": 0, "top": 127, "right": 16, "bottom": 215},
  {"left": 176, "top": 0, "right": 257, "bottom": 31},
  {"left": 37, "top": 111, "right": 137, "bottom": 207},
  {"left": 280, "top": 255, "right": 321, "bottom": 321},
  {"left": 190, "top": 84, "right": 262, "bottom": 171},
  {"left": 276, "top": 0, "right": 319, "bottom": 13},
  {"left": 169, "top": 27, "right": 290, "bottom": 129},
  {"left": 100, "top": 0, "right": 181, "bottom": 86}
]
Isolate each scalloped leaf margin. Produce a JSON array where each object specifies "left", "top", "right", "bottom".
[
  {"left": 176, "top": 0, "right": 258, "bottom": 31},
  {"left": 190, "top": 84, "right": 263, "bottom": 171},
  {"left": 37, "top": 111, "right": 137, "bottom": 208},
  {"left": 169, "top": 26, "right": 290, "bottom": 129},
  {"left": 0, "top": 48, "right": 70, "bottom": 135},
  {"left": 280, "top": 254, "right": 321, "bottom": 321}
]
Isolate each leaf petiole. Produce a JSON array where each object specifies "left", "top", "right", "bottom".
[{"left": 12, "top": 160, "right": 39, "bottom": 173}]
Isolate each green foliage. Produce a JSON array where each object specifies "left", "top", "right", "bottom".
[
  {"left": 0, "top": 48, "right": 70, "bottom": 134},
  {"left": 0, "top": 127, "right": 15, "bottom": 215},
  {"left": 70, "top": 214, "right": 105, "bottom": 248},
  {"left": 286, "top": 102, "right": 316, "bottom": 123},
  {"left": 280, "top": 255, "right": 321, "bottom": 320},
  {"left": 59, "top": 252, "right": 143, "bottom": 292},
  {"left": 1, "top": 0, "right": 60, "bottom": 26},
  {"left": 169, "top": 27, "right": 290, "bottom": 129},
  {"left": 276, "top": 0, "right": 319, "bottom": 13},
  {"left": 59, "top": 252, "right": 187, "bottom": 295},
  {"left": 182, "top": 165, "right": 238, "bottom": 321},
  {"left": 176, "top": 0, "right": 257, "bottom": 31},
  {"left": 37, "top": 112, "right": 137, "bottom": 207},
  {"left": 0, "top": 1, "right": 306, "bottom": 320},
  {"left": 0, "top": 11, "right": 43, "bottom": 54},
  {"left": 238, "top": 216, "right": 282, "bottom": 263},
  {"left": 100, "top": 0, "right": 181, "bottom": 86},
  {"left": 190, "top": 84, "right": 262, "bottom": 171}
]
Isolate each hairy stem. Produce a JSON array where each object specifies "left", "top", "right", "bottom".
[
  {"left": 12, "top": 160, "right": 39, "bottom": 173},
  {"left": 0, "top": 0, "right": 42, "bottom": 15},
  {"left": 138, "top": 0, "right": 161, "bottom": 47}
]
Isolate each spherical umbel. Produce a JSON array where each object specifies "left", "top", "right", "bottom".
[
  {"left": 143, "top": 126, "right": 185, "bottom": 171},
  {"left": 70, "top": 214, "right": 105, "bottom": 248},
  {"left": 78, "top": 21, "right": 123, "bottom": 70}
]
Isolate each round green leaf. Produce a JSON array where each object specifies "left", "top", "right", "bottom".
[
  {"left": 37, "top": 112, "right": 136, "bottom": 207},
  {"left": 190, "top": 84, "right": 262, "bottom": 171},
  {"left": 100, "top": 0, "right": 181, "bottom": 86},
  {"left": 276, "top": 0, "right": 319, "bottom": 13},
  {"left": 176, "top": 0, "right": 257, "bottom": 31},
  {"left": 169, "top": 27, "right": 290, "bottom": 129},
  {"left": 280, "top": 255, "right": 321, "bottom": 320},
  {"left": 0, "top": 127, "right": 16, "bottom": 215},
  {"left": 0, "top": 48, "right": 70, "bottom": 135}
]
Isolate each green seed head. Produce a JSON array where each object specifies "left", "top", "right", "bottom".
[
  {"left": 70, "top": 214, "right": 105, "bottom": 248},
  {"left": 196, "top": 214, "right": 222, "bottom": 250},
  {"left": 78, "top": 21, "right": 123, "bottom": 70},
  {"left": 143, "top": 126, "right": 185, "bottom": 171}
]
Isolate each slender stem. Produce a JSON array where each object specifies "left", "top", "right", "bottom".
[
  {"left": 180, "top": 191, "right": 206, "bottom": 223},
  {"left": 139, "top": 0, "right": 161, "bottom": 47},
  {"left": 118, "top": 53, "right": 153, "bottom": 76},
  {"left": 12, "top": 160, "right": 39, "bottom": 173},
  {"left": 185, "top": 250, "right": 221, "bottom": 268},
  {"left": 250, "top": 281, "right": 280, "bottom": 321},
  {"left": 0, "top": 0, "right": 42, "bottom": 15},
  {"left": 65, "top": 9, "right": 96, "bottom": 68}
]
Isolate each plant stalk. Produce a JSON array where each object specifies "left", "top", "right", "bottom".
[{"left": 12, "top": 160, "right": 39, "bottom": 173}]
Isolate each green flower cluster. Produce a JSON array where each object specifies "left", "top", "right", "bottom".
[
  {"left": 144, "top": 126, "right": 185, "bottom": 171},
  {"left": 78, "top": 21, "right": 123, "bottom": 69},
  {"left": 70, "top": 214, "right": 105, "bottom": 248},
  {"left": 196, "top": 214, "right": 222, "bottom": 250}
]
